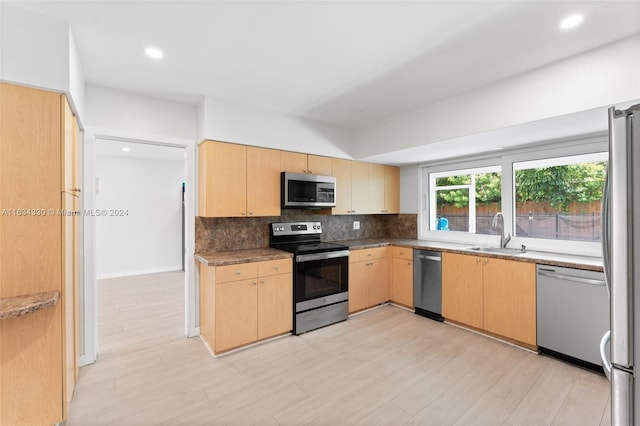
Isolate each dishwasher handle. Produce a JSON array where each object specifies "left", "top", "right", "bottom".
[
  {"left": 537, "top": 270, "right": 606, "bottom": 286},
  {"left": 416, "top": 255, "right": 441, "bottom": 262},
  {"left": 600, "top": 330, "right": 611, "bottom": 380}
]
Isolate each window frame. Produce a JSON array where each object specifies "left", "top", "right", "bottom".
[
  {"left": 419, "top": 134, "right": 607, "bottom": 256},
  {"left": 429, "top": 165, "right": 501, "bottom": 234}
]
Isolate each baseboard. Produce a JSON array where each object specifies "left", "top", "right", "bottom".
[
  {"left": 97, "top": 265, "right": 183, "bottom": 279},
  {"left": 78, "top": 354, "right": 96, "bottom": 367}
]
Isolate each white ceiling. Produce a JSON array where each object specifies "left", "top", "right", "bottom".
[{"left": 9, "top": 1, "right": 640, "bottom": 132}]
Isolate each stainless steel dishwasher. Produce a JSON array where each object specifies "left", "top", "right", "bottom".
[
  {"left": 537, "top": 265, "right": 609, "bottom": 369},
  {"left": 413, "top": 250, "right": 443, "bottom": 321}
]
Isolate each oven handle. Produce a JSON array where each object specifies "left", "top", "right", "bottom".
[{"left": 296, "top": 250, "right": 350, "bottom": 263}]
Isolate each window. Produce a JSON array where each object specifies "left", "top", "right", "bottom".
[
  {"left": 513, "top": 153, "right": 607, "bottom": 241},
  {"left": 429, "top": 166, "right": 502, "bottom": 235}
]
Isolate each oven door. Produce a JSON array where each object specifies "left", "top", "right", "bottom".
[{"left": 294, "top": 251, "right": 349, "bottom": 311}]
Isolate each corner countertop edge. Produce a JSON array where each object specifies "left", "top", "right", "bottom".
[{"left": 0, "top": 290, "right": 61, "bottom": 321}]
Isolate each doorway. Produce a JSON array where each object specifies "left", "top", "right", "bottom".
[
  {"left": 81, "top": 133, "right": 197, "bottom": 365},
  {"left": 93, "top": 139, "right": 186, "bottom": 354}
]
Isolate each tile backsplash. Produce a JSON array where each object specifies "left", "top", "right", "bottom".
[{"left": 195, "top": 212, "right": 417, "bottom": 252}]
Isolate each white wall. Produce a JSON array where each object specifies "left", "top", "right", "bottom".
[
  {"left": 200, "top": 96, "right": 354, "bottom": 157},
  {"left": 400, "top": 165, "right": 420, "bottom": 214},
  {"left": 0, "top": 4, "right": 85, "bottom": 119},
  {"left": 355, "top": 35, "right": 640, "bottom": 159},
  {"left": 85, "top": 85, "right": 199, "bottom": 140},
  {"left": 95, "top": 153, "right": 185, "bottom": 278}
]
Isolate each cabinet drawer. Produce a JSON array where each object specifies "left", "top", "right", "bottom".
[
  {"left": 257, "top": 258, "right": 292, "bottom": 276},
  {"left": 350, "top": 246, "right": 391, "bottom": 263},
  {"left": 216, "top": 262, "right": 258, "bottom": 283},
  {"left": 392, "top": 246, "right": 413, "bottom": 260}
]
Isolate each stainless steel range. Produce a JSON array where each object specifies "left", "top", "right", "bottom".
[{"left": 269, "top": 221, "right": 349, "bottom": 334}]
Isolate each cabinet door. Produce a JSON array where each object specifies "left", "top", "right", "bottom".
[
  {"left": 392, "top": 257, "right": 413, "bottom": 308},
  {"left": 348, "top": 261, "right": 368, "bottom": 313},
  {"left": 308, "top": 155, "right": 332, "bottom": 176},
  {"left": 0, "top": 83, "right": 63, "bottom": 426},
  {"left": 199, "top": 141, "right": 247, "bottom": 217},
  {"left": 351, "top": 161, "right": 369, "bottom": 214},
  {"left": 257, "top": 273, "right": 293, "bottom": 340},
  {"left": 368, "top": 163, "right": 385, "bottom": 214},
  {"left": 247, "top": 146, "right": 281, "bottom": 217},
  {"left": 384, "top": 166, "right": 400, "bottom": 214},
  {"left": 483, "top": 258, "right": 536, "bottom": 346},
  {"left": 368, "top": 257, "right": 391, "bottom": 307},
  {"left": 442, "top": 253, "right": 483, "bottom": 329},
  {"left": 199, "top": 264, "right": 216, "bottom": 347},
  {"left": 215, "top": 279, "right": 258, "bottom": 352},
  {"left": 331, "top": 158, "right": 352, "bottom": 215},
  {"left": 281, "top": 151, "right": 308, "bottom": 173}
]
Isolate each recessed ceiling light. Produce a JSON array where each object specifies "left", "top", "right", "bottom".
[
  {"left": 121, "top": 147, "right": 131, "bottom": 152},
  {"left": 145, "top": 47, "right": 163, "bottom": 59},
  {"left": 559, "top": 14, "right": 584, "bottom": 31}
]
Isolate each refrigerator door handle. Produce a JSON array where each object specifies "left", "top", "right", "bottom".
[{"left": 600, "top": 330, "right": 611, "bottom": 380}]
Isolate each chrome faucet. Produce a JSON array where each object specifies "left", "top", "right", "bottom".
[{"left": 492, "top": 212, "right": 511, "bottom": 248}]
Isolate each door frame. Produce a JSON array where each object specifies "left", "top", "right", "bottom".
[{"left": 80, "top": 127, "right": 198, "bottom": 366}]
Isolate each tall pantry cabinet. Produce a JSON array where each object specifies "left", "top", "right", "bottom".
[{"left": 0, "top": 82, "right": 81, "bottom": 425}]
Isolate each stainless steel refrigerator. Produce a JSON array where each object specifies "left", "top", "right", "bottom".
[{"left": 601, "top": 103, "right": 640, "bottom": 424}]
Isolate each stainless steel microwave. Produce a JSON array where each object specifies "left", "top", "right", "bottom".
[{"left": 281, "top": 172, "right": 336, "bottom": 208}]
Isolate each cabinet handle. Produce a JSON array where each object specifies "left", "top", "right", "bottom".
[
  {"left": 275, "top": 265, "right": 280, "bottom": 270},
  {"left": 249, "top": 211, "right": 254, "bottom": 215},
  {"left": 72, "top": 188, "right": 82, "bottom": 193},
  {"left": 235, "top": 271, "right": 241, "bottom": 275},
  {"left": 367, "top": 253, "right": 372, "bottom": 257},
  {"left": 308, "top": 170, "right": 313, "bottom": 174},
  {"left": 399, "top": 251, "right": 404, "bottom": 255},
  {"left": 407, "top": 262, "right": 411, "bottom": 266},
  {"left": 241, "top": 212, "right": 246, "bottom": 216},
  {"left": 252, "top": 280, "right": 257, "bottom": 285},
  {"left": 484, "top": 259, "right": 489, "bottom": 264},
  {"left": 260, "top": 279, "right": 264, "bottom": 284},
  {"left": 476, "top": 258, "right": 481, "bottom": 263}
]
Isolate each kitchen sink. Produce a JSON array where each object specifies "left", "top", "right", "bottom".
[{"left": 465, "top": 246, "right": 528, "bottom": 256}]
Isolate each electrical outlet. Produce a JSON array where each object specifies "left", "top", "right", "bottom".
[{"left": 353, "top": 221, "right": 360, "bottom": 230}]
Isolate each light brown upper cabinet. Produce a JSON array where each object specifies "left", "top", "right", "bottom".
[
  {"left": 247, "top": 146, "right": 281, "bottom": 216},
  {"left": 281, "top": 151, "right": 332, "bottom": 175},
  {"left": 369, "top": 164, "right": 401, "bottom": 214},
  {"left": 384, "top": 165, "right": 400, "bottom": 214},
  {"left": 199, "top": 141, "right": 281, "bottom": 217},
  {"left": 369, "top": 163, "right": 385, "bottom": 214},
  {"left": 331, "top": 159, "right": 399, "bottom": 215},
  {"left": 331, "top": 158, "right": 353, "bottom": 215},
  {"left": 350, "top": 161, "right": 369, "bottom": 214}
]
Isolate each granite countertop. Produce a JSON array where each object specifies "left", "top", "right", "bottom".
[
  {"left": 195, "top": 248, "right": 293, "bottom": 267},
  {"left": 334, "top": 238, "right": 604, "bottom": 272},
  {"left": 0, "top": 290, "right": 60, "bottom": 320}
]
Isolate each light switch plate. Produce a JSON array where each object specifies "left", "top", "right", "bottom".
[{"left": 353, "top": 221, "right": 360, "bottom": 230}]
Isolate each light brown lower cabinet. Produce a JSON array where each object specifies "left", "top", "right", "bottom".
[
  {"left": 348, "top": 247, "right": 391, "bottom": 313},
  {"left": 199, "top": 258, "right": 293, "bottom": 354},
  {"left": 391, "top": 247, "right": 413, "bottom": 308},
  {"left": 442, "top": 252, "right": 536, "bottom": 347}
]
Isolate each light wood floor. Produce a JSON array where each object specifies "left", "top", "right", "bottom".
[{"left": 69, "top": 271, "right": 611, "bottom": 425}]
